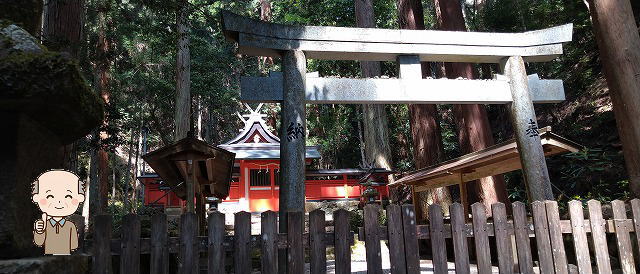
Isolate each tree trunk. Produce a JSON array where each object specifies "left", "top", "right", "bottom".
[
  {"left": 42, "top": 0, "right": 84, "bottom": 55},
  {"left": 354, "top": 0, "right": 395, "bottom": 176},
  {"left": 95, "top": 3, "right": 110, "bottom": 215},
  {"left": 433, "top": 0, "right": 509, "bottom": 213},
  {"left": 89, "top": 145, "right": 99, "bottom": 217},
  {"left": 195, "top": 95, "right": 203, "bottom": 140},
  {"left": 587, "top": 0, "right": 640, "bottom": 197},
  {"left": 175, "top": 0, "right": 191, "bottom": 141},
  {"left": 42, "top": 0, "right": 84, "bottom": 173},
  {"left": 259, "top": 0, "right": 274, "bottom": 70},
  {"left": 397, "top": 0, "right": 452, "bottom": 220}
]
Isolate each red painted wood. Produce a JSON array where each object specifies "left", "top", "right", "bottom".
[{"left": 142, "top": 158, "right": 391, "bottom": 211}]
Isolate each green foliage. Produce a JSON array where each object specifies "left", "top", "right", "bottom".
[
  {"left": 106, "top": 201, "right": 164, "bottom": 237},
  {"left": 67, "top": 0, "right": 635, "bottom": 208}
]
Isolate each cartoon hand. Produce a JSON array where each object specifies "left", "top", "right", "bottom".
[{"left": 34, "top": 213, "right": 47, "bottom": 233}]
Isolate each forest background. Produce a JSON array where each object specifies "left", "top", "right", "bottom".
[{"left": 12, "top": 0, "right": 640, "bottom": 219}]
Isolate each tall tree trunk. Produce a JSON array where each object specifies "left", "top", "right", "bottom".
[
  {"left": 356, "top": 106, "right": 367, "bottom": 167},
  {"left": 95, "top": 2, "right": 110, "bottom": 214},
  {"left": 124, "top": 128, "right": 134, "bottom": 212},
  {"left": 42, "top": 0, "right": 84, "bottom": 173},
  {"left": 586, "top": 0, "right": 640, "bottom": 197},
  {"left": 42, "top": 0, "right": 84, "bottom": 55},
  {"left": 175, "top": 0, "right": 191, "bottom": 141},
  {"left": 434, "top": 0, "right": 509, "bottom": 213},
  {"left": 89, "top": 145, "right": 99, "bottom": 217},
  {"left": 397, "top": 0, "right": 451, "bottom": 220},
  {"left": 195, "top": 95, "right": 203, "bottom": 140},
  {"left": 354, "top": 0, "right": 395, "bottom": 176},
  {"left": 259, "top": 0, "right": 274, "bottom": 70}
]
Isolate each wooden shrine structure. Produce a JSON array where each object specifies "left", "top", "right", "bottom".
[
  {"left": 142, "top": 135, "right": 235, "bottom": 225},
  {"left": 140, "top": 104, "right": 393, "bottom": 212},
  {"left": 391, "top": 127, "right": 581, "bottom": 213},
  {"left": 221, "top": 11, "right": 574, "bottom": 207}
]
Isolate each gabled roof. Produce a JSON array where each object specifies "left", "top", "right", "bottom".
[
  {"left": 219, "top": 103, "right": 320, "bottom": 159},
  {"left": 142, "top": 136, "right": 235, "bottom": 199},
  {"left": 391, "top": 127, "right": 582, "bottom": 192}
]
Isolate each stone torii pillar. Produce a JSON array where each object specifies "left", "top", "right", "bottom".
[
  {"left": 502, "top": 56, "right": 553, "bottom": 200},
  {"left": 278, "top": 50, "right": 307, "bottom": 274},
  {"left": 279, "top": 50, "right": 307, "bottom": 219}
]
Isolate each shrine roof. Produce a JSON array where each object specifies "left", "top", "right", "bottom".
[
  {"left": 219, "top": 103, "right": 320, "bottom": 159},
  {"left": 390, "top": 127, "right": 582, "bottom": 191}
]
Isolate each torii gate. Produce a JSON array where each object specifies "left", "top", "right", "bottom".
[{"left": 221, "top": 11, "right": 573, "bottom": 211}]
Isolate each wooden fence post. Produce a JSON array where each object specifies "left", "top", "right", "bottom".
[
  {"left": 333, "top": 209, "right": 351, "bottom": 274},
  {"left": 429, "top": 204, "right": 447, "bottom": 274},
  {"left": 234, "top": 211, "right": 251, "bottom": 274},
  {"left": 568, "top": 200, "right": 592, "bottom": 274},
  {"left": 492, "top": 203, "right": 514, "bottom": 274},
  {"left": 363, "top": 204, "right": 383, "bottom": 274},
  {"left": 401, "top": 204, "right": 420, "bottom": 274},
  {"left": 93, "top": 215, "right": 112, "bottom": 274},
  {"left": 208, "top": 211, "right": 226, "bottom": 274},
  {"left": 629, "top": 199, "right": 640, "bottom": 252},
  {"left": 309, "top": 209, "right": 326, "bottom": 274},
  {"left": 386, "top": 204, "right": 407, "bottom": 274},
  {"left": 471, "top": 203, "right": 491, "bottom": 274},
  {"left": 587, "top": 200, "right": 612, "bottom": 274},
  {"left": 545, "top": 201, "right": 568, "bottom": 274},
  {"left": 261, "top": 211, "right": 278, "bottom": 274},
  {"left": 179, "top": 212, "right": 198, "bottom": 274},
  {"left": 531, "top": 201, "right": 554, "bottom": 274},
  {"left": 120, "top": 214, "right": 141, "bottom": 274},
  {"left": 611, "top": 200, "right": 636, "bottom": 274},
  {"left": 512, "top": 202, "right": 534, "bottom": 274},
  {"left": 287, "top": 211, "right": 304, "bottom": 274},
  {"left": 450, "top": 203, "right": 470, "bottom": 274},
  {"left": 151, "top": 213, "right": 169, "bottom": 274}
]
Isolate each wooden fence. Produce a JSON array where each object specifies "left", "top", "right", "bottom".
[
  {"left": 88, "top": 209, "right": 354, "bottom": 274},
  {"left": 359, "top": 199, "right": 640, "bottom": 274},
  {"left": 87, "top": 199, "right": 640, "bottom": 274}
]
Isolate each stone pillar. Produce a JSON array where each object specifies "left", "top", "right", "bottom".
[
  {"left": 278, "top": 49, "right": 306, "bottom": 273},
  {"left": 501, "top": 56, "right": 553, "bottom": 201}
]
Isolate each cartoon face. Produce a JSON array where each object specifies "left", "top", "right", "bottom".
[{"left": 32, "top": 170, "right": 85, "bottom": 217}]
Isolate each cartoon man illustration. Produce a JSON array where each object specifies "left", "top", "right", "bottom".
[{"left": 32, "top": 170, "right": 85, "bottom": 255}]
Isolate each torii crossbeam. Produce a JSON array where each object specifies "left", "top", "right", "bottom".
[{"left": 222, "top": 10, "right": 573, "bottom": 207}]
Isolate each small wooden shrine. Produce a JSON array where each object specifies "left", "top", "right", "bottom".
[{"left": 142, "top": 133, "right": 235, "bottom": 224}]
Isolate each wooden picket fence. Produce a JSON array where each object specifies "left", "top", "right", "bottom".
[
  {"left": 360, "top": 199, "right": 640, "bottom": 274},
  {"left": 86, "top": 199, "right": 640, "bottom": 274},
  {"left": 88, "top": 209, "right": 354, "bottom": 274}
]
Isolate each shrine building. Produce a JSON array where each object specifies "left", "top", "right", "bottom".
[{"left": 140, "top": 104, "right": 391, "bottom": 212}]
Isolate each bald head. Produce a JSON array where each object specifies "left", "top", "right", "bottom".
[{"left": 32, "top": 170, "right": 85, "bottom": 217}]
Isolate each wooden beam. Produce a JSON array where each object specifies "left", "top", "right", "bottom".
[{"left": 241, "top": 73, "right": 565, "bottom": 104}]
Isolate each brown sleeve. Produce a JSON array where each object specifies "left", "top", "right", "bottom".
[
  {"left": 33, "top": 224, "right": 46, "bottom": 247},
  {"left": 70, "top": 222, "right": 78, "bottom": 251}
]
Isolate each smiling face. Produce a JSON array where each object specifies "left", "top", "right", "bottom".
[{"left": 32, "top": 170, "right": 85, "bottom": 217}]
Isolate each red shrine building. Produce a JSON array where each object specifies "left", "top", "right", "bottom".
[{"left": 140, "top": 104, "right": 391, "bottom": 212}]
